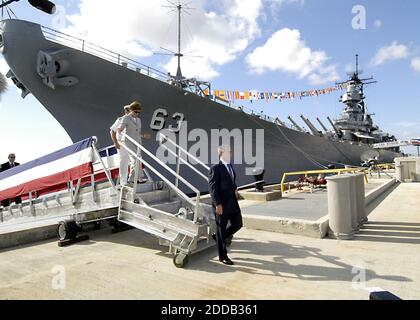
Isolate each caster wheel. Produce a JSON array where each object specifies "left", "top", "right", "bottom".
[
  {"left": 94, "top": 221, "right": 101, "bottom": 230},
  {"left": 108, "top": 218, "right": 119, "bottom": 227},
  {"left": 58, "top": 220, "right": 78, "bottom": 241},
  {"left": 173, "top": 252, "right": 190, "bottom": 268}
]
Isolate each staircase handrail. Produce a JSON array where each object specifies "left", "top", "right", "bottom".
[
  {"left": 158, "top": 133, "right": 209, "bottom": 184},
  {"left": 121, "top": 133, "right": 201, "bottom": 222}
]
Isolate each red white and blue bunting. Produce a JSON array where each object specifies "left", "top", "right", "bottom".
[{"left": 0, "top": 138, "right": 94, "bottom": 201}]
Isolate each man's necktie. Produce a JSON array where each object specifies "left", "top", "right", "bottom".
[{"left": 228, "top": 164, "right": 234, "bottom": 182}]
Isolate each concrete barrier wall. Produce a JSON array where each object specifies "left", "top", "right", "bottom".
[
  {"left": 365, "top": 178, "right": 397, "bottom": 206},
  {"left": 0, "top": 224, "right": 58, "bottom": 250},
  {"left": 243, "top": 215, "right": 329, "bottom": 239}
]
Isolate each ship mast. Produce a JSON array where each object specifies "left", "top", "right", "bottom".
[
  {"left": 158, "top": 1, "right": 211, "bottom": 96},
  {"left": 160, "top": 1, "right": 197, "bottom": 81},
  {"left": 355, "top": 53, "right": 359, "bottom": 76},
  {"left": 176, "top": 3, "right": 183, "bottom": 79}
]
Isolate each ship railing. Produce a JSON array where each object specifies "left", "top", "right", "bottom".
[
  {"left": 41, "top": 26, "right": 170, "bottom": 83},
  {"left": 235, "top": 104, "right": 296, "bottom": 130},
  {"left": 121, "top": 132, "right": 203, "bottom": 223},
  {"left": 280, "top": 167, "right": 369, "bottom": 193},
  {"left": 40, "top": 26, "right": 294, "bottom": 130},
  {"left": 375, "top": 163, "right": 395, "bottom": 170}
]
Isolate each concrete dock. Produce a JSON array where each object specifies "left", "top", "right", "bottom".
[
  {"left": 241, "top": 175, "right": 397, "bottom": 238},
  {"left": 0, "top": 181, "right": 419, "bottom": 300}
]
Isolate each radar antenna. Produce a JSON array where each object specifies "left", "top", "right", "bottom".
[
  {"left": 337, "top": 54, "right": 377, "bottom": 89},
  {"left": 157, "top": 1, "right": 202, "bottom": 81}
]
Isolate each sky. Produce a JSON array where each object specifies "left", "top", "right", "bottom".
[{"left": 0, "top": 0, "right": 419, "bottom": 164}]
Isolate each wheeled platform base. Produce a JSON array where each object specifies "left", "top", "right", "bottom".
[{"left": 58, "top": 235, "right": 90, "bottom": 247}]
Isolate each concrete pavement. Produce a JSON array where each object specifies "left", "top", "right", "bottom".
[{"left": 0, "top": 182, "right": 419, "bottom": 300}]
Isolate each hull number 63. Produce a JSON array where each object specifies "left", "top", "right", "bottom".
[{"left": 150, "top": 108, "right": 185, "bottom": 133}]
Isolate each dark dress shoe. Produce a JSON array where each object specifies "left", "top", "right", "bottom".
[
  {"left": 212, "top": 233, "right": 216, "bottom": 242},
  {"left": 219, "top": 256, "right": 234, "bottom": 265}
]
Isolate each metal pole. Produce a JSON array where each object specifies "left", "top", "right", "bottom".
[
  {"left": 417, "top": 146, "right": 419, "bottom": 157},
  {"left": 91, "top": 142, "right": 117, "bottom": 191},
  {"left": 0, "top": 0, "right": 20, "bottom": 9},
  {"left": 132, "top": 147, "right": 140, "bottom": 202},
  {"left": 194, "top": 193, "right": 200, "bottom": 223},
  {"left": 175, "top": 146, "right": 181, "bottom": 188},
  {"left": 177, "top": 4, "right": 181, "bottom": 76},
  {"left": 29, "top": 191, "right": 35, "bottom": 216}
]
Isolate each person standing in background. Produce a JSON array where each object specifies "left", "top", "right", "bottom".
[{"left": 1, "top": 154, "right": 22, "bottom": 208}]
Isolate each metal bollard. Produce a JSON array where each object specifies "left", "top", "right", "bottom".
[
  {"left": 354, "top": 173, "right": 367, "bottom": 226},
  {"left": 327, "top": 175, "right": 355, "bottom": 240},
  {"left": 395, "top": 164, "right": 402, "bottom": 182}
]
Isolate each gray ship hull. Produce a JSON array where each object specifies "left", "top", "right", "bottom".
[{"left": 0, "top": 19, "right": 401, "bottom": 191}]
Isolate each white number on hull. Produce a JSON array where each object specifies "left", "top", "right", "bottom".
[
  {"left": 169, "top": 112, "right": 185, "bottom": 133},
  {"left": 150, "top": 108, "right": 185, "bottom": 132},
  {"left": 150, "top": 108, "right": 168, "bottom": 131}
]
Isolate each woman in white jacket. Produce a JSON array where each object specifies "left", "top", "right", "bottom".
[{"left": 116, "top": 101, "right": 151, "bottom": 186}]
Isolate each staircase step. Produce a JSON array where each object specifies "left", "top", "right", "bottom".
[
  {"left": 137, "top": 190, "right": 171, "bottom": 205},
  {"left": 119, "top": 200, "right": 199, "bottom": 236},
  {"left": 118, "top": 209, "right": 179, "bottom": 241},
  {"left": 123, "top": 189, "right": 170, "bottom": 204},
  {"left": 135, "top": 181, "right": 156, "bottom": 193},
  {"left": 150, "top": 199, "right": 182, "bottom": 214}
]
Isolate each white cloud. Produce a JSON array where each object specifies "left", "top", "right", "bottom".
[
  {"left": 0, "top": 56, "right": 15, "bottom": 94},
  {"left": 269, "top": 0, "right": 305, "bottom": 9},
  {"left": 373, "top": 19, "right": 382, "bottom": 29},
  {"left": 63, "top": 0, "right": 264, "bottom": 80},
  {"left": 0, "top": 56, "right": 9, "bottom": 75},
  {"left": 245, "top": 28, "right": 339, "bottom": 85},
  {"left": 410, "top": 57, "right": 420, "bottom": 72},
  {"left": 345, "top": 63, "right": 354, "bottom": 73},
  {"left": 395, "top": 121, "right": 420, "bottom": 128},
  {"left": 370, "top": 41, "right": 408, "bottom": 66}
]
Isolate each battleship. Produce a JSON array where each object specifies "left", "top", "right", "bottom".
[
  {"left": 0, "top": 4, "right": 403, "bottom": 191},
  {"left": 2, "top": 2, "right": 420, "bottom": 301}
]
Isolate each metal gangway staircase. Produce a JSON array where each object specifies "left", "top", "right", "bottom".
[{"left": 0, "top": 133, "right": 215, "bottom": 268}]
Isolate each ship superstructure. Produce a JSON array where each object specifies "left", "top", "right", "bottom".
[{"left": 329, "top": 55, "right": 398, "bottom": 151}]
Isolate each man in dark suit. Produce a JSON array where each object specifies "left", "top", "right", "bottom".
[
  {"left": 1, "top": 153, "right": 22, "bottom": 208},
  {"left": 208, "top": 145, "right": 243, "bottom": 265}
]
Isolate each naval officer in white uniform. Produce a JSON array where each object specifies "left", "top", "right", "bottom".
[
  {"left": 110, "top": 105, "right": 131, "bottom": 186},
  {"left": 117, "top": 101, "right": 150, "bottom": 185}
]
